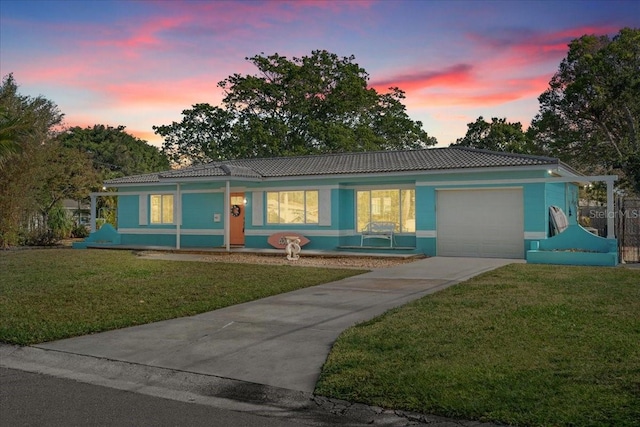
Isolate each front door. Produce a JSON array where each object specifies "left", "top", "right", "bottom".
[{"left": 230, "top": 193, "right": 245, "bottom": 245}]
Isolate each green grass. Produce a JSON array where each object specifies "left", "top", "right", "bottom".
[
  {"left": 316, "top": 264, "right": 640, "bottom": 427},
  {"left": 0, "top": 249, "right": 365, "bottom": 345}
]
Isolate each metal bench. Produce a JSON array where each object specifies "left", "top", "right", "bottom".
[{"left": 360, "top": 222, "right": 396, "bottom": 247}]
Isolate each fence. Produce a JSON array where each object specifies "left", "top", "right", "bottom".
[{"left": 579, "top": 197, "right": 640, "bottom": 263}]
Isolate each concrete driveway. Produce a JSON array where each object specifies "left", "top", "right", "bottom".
[{"left": 32, "top": 256, "right": 519, "bottom": 394}]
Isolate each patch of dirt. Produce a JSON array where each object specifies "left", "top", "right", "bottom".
[{"left": 138, "top": 251, "right": 423, "bottom": 270}]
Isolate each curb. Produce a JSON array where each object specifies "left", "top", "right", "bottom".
[{"left": 1, "top": 344, "right": 502, "bottom": 427}]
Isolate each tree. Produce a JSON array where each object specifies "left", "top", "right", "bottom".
[
  {"left": 58, "top": 125, "right": 170, "bottom": 180},
  {"left": 0, "top": 74, "right": 97, "bottom": 247},
  {"left": 152, "top": 104, "right": 236, "bottom": 165},
  {"left": 155, "top": 50, "right": 436, "bottom": 164},
  {"left": 0, "top": 107, "right": 23, "bottom": 168},
  {"left": 56, "top": 125, "right": 169, "bottom": 231},
  {"left": 31, "top": 140, "right": 98, "bottom": 231},
  {"left": 0, "top": 74, "right": 62, "bottom": 168},
  {"left": 531, "top": 28, "right": 640, "bottom": 193},
  {"left": 451, "top": 116, "right": 538, "bottom": 154}
]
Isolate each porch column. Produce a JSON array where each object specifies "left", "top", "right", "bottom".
[
  {"left": 90, "top": 194, "right": 97, "bottom": 232},
  {"left": 225, "top": 180, "right": 230, "bottom": 252},
  {"left": 606, "top": 178, "right": 615, "bottom": 239},
  {"left": 176, "top": 183, "right": 181, "bottom": 249}
]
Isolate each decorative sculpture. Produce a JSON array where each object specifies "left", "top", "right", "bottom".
[{"left": 284, "top": 235, "right": 302, "bottom": 261}]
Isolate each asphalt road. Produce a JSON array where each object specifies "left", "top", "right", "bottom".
[{"left": 0, "top": 368, "right": 303, "bottom": 427}]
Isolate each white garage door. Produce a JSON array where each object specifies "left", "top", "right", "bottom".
[{"left": 437, "top": 188, "right": 524, "bottom": 259}]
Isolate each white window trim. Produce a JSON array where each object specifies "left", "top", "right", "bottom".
[
  {"left": 149, "top": 193, "right": 176, "bottom": 225},
  {"left": 266, "top": 189, "right": 320, "bottom": 225},
  {"left": 356, "top": 188, "right": 416, "bottom": 233}
]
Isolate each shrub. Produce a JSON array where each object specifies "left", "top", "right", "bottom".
[
  {"left": 19, "top": 228, "right": 60, "bottom": 246},
  {"left": 47, "top": 204, "right": 74, "bottom": 239},
  {"left": 71, "top": 225, "right": 90, "bottom": 238}
]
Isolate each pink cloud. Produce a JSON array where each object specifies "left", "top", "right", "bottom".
[
  {"left": 369, "top": 25, "right": 613, "bottom": 111},
  {"left": 370, "top": 64, "right": 474, "bottom": 92},
  {"left": 98, "top": 78, "right": 225, "bottom": 108},
  {"left": 402, "top": 74, "right": 551, "bottom": 109},
  {"left": 467, "top": 24, "right": 623, "bottom": 64},
  {"left": 88, "top": 15, "right": 191, "bottom": 50},
  {"left": 149, "top": 0, "right": 372, "bottom": 39}
]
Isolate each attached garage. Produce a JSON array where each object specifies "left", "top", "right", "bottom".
[{"left": 436, "top": 188, "right": 524, "bottom": 259}]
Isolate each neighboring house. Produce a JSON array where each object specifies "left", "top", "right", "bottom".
[
  {"left": 77, "top": 147, "right": 618, "bottom": 264},
  {"left": 62, "top": 199, "right": 90, "bottom": 226}
]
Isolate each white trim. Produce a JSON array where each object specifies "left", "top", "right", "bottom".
[
  {"left": 318, "top": 189, "right": 332, "bottom": 226},
  {"left": 252, "top": 191, "right": 264, "bottom": 226},
  {"left": 524, "top": 231, "right": 547, "bottom": 240},
  {"left": 245, "top": 229, "right": 348, "bottom": 237},
  {"left": 354, "top": 188, "right": 416, "bottom": 234},
  {"left": 96, "top": 175, "right": 618, "bottom": 196},
  {"left": 435, "top": 186, "right": 523, "bottom": 192},
  {"left": 245, "top": 229, "right": 416, "bottom": 237},
  {"left": 264, "top": 189, "right": 322, "bottom": 226},
  {"left": 416, "top": 230, "right": 437, "bottom": 238},
  {"left": 181, "top": 188, "right": 225, "bottom": 194},
  {"left": 102, "top": 168, "right": 617, "bottom": 190},
  {"left": 225, "top": 181, "right": 230, "bottom": 251},
  {"left": 344, "top": 183, "right": 415, "bottom": 190},
  {"left": 118, "top": 228, "right": 223, "bottom": 235},
  {"left": 119, "top": 228, "right": 173, "bottom": 235},
  {"left": 90, "top": 195, "right": 97, "bottom": 232},
  {"left": 138, "top": 193, "right": 148, "bottom": 226},
  {"left": 255, "top": 184, "right": 338, "bottom": 192},
  {"left": 417, "top": 175, "right": 617, "bottom": 187},
  {"left": 148, "top": 193, "right": 176, "bottom": 226},
  {"left": 139, "top": 177, "right": 262, "bottom": 184},
  {"left": 102, "top": 183, "right": 178, "bottom": 189},
  {"left": 180, "top": 229, "right": 224, "bottom": 236},
  {"left": 96, "top": 191, "right": 152, "bottom": 197},
  {"left": 176, "top": 184, "right": 181, "bottom": 249},
  {"left": 606, "top": 179, "right": 615, "bottom": 239},
  {"left": 221, "top": 164, "right": 558, "bottom": 183}
]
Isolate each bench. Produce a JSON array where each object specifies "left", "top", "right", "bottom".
[{"left": 360, "top": 222, "right": 397, "bottom": 247}]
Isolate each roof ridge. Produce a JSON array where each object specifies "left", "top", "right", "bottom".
[
  {"left": 450, "top": 146, "right": 559, "bottom": 163},
  {"left": 225, "top": 147, "right": 445, "bottom": 163}
]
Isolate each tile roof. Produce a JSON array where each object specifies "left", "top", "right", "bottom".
[
  {"left": 105, "top": 147, "right": 561, "bottom": 185},
  {"left": 105, "top": 172, "right": 161, "bottom": 185}
]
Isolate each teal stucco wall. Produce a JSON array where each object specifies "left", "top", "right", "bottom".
[{"left": 105, "top": 168, "right": 575, "bottom": 257}]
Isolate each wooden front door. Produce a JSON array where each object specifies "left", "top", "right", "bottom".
[{"left": 229, "top": 193, "right": 245, "bottom": 245}]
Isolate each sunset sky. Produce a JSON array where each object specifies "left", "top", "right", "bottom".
[{"left": 1, "top": 0, "right": 638, "bottom": 148}]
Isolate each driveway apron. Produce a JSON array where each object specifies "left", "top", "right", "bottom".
[{"left": 35, "top": 257, "right": 519, "bottom": 393}]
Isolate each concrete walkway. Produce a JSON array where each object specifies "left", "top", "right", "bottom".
[
  {"left": 32, "top": 257, "right": 519, "bottom": 394},
  {"left": 2, "top": 256, "right": 521, "bottom": 426}
]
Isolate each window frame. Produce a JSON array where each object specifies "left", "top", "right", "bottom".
[
  {"left": 150, "top": 193, "right": 175, "bottom": 225},
  {"left": 266, "top": 190, "right": 319, "bottom": 225},
  {"left": 356, "top": 187, "right": 415, "bottom": 233}
]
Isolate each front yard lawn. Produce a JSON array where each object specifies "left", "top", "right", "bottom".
[
  {"left": 3, "top": 250, "right": 638, "bottom": 426},
  {"left": 316, "top": 264, "right": 640, "bottom": 427},
  {"left": 0, "top": 249, "right": 365, "bottom": 345}
]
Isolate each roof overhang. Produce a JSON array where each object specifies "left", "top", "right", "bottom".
[{"left": 103, "top": 164, "right": 615, "bottom": 190}]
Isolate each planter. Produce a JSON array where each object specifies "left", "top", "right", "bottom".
[
  {"left": 526, "top": 249, "right": 618, "bottom": 266},
  {"left": 527, "top": 225, "right": 619, "bottom": 266}
]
